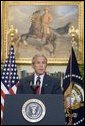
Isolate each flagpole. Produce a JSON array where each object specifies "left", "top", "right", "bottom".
[
  {"left": 1, "top": 25, "right": 19, "bottom": 124},
  {"left": 68, "top": 26, "right": 73, "bottom": 125},
  {"left": 8, "top": 25, "right": 17, "bottom": 91},
  {"left": 63, "top": 25, "right": 84, "bottom": 125},
  {"left": 68, "top": 26, "right": 77, "bottom": 125}
]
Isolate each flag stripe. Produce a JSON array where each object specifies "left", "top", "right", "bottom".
[
  {"left": 9, "top": 88, "right": 15, "bottom": 95},
  {"left": 1, "top": 96, "right": 4, "bottom": 106},
  {"left": 1, "top": 82, "right": 9, "bottom": 94},
  {"left": 12, "top": 85, "right": 17, "bottom": 93},
  {"left": 1, "top": 110, "right": 3, "bottom": 119},
  {"left": 1, "top": 90, "right": 5, "bottom": 99},
  {"left": 1, "top": 104, "right": 4, "bottom": 111}
]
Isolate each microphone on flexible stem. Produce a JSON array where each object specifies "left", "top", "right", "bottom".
[
  {"left": 29, "top": 81, "right": 35, "bottom": 92},
  {"left": 30, "top": 81, "right": 40, "bottom": 93},
  {"left": 30, "top": 79, "right": 41, "bottom": 94}
]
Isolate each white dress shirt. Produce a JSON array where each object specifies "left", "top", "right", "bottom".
[{"left": 34, "top": 73, "right": 45, "bottom": 88}]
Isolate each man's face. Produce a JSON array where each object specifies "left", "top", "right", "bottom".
[
  {"left": 32, "top": 57, "right": 47, "bottom": 75},
  {"left": 45, "top": 9, "right": 48, "bottom": 13}
]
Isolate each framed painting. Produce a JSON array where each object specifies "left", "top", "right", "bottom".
[{"left": 1, "top": 1, "right": 84, "bottom": 64}]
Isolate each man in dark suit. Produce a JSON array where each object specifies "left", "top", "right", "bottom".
[{"left": 17, "top": 54, "right": 62, "bottom": 94}]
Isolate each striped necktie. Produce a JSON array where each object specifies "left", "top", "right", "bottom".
[{"left": 35, "top": 76, "right": 41, "bottom": 94}]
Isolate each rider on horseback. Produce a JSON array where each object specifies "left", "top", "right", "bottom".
[{"left": 41, "top": 7, "right": 53, "bottom": 42}]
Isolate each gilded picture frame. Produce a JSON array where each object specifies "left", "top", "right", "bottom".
[{"left": 1, "top": 1, "right": 84, "bottom": 64}]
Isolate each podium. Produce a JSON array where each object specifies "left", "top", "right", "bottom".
[{"left": 3, "top": 94, "right": 65, "bottom": 125}]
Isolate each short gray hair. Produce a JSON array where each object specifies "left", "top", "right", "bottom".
[{"left": 32, "top": 54, "right": 47, "bottom": 64}]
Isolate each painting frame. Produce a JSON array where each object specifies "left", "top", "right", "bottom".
[{"left": 1, "top": 1, "right": 84, "bottom": 64}]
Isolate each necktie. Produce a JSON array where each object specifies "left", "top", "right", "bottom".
[
  {"left": 35, "top": 76, "right": 41, "bottom": 94},
  {"left": 36, "top": 76, "right": 41, "bottom": 85}
]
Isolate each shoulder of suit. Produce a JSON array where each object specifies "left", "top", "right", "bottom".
[
  {"left": 46, "top": 74, "right": 57, "bottom": 80},
  {"left": 47, "top": 74, "right": 60, "bottom": 82},
  {"left": 20, "top": 75, "right": 33, "bottom": 81}
]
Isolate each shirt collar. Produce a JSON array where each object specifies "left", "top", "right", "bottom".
[
  {"left": 34, "top": 73, "right": 45, "bottom": 79},
  {"left": 34, "top": 73, "right": 45, "bottom": 86}
]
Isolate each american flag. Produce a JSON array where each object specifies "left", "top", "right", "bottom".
[{"left": 1, "top": 45, "right": 19, "bottom": 122}]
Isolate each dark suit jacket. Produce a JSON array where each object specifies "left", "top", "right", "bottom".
[{"left": 17, "top": 73, "right": 62, "bottom": 94}]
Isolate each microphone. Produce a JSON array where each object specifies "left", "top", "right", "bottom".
[
  {"left": 29, "top": 81, "right": 35, "bottom": 91},
  {"left": 29, "top": 79, "right": 41, "bottom": 94},
  {"left": 29, "top": 81, "right": 39, "bottom": 93}
]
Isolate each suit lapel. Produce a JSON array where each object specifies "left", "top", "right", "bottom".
[
  {"left": 41, "top": 74, "right": 49, "bottom": 94},
  {"left": 28, "top": 74, "right": 34, "bottom": 86}
]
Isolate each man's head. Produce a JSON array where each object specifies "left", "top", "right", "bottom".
[
  {"left": 32, "top": 54, "right": 47, "bottom": 75},
  {"left": 44, "top": 7, "right": 49, "bottom": 13}
]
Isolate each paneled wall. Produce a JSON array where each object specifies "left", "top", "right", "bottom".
[{"left": 17, "top": 64, "right": 66, "bottom": 78}]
